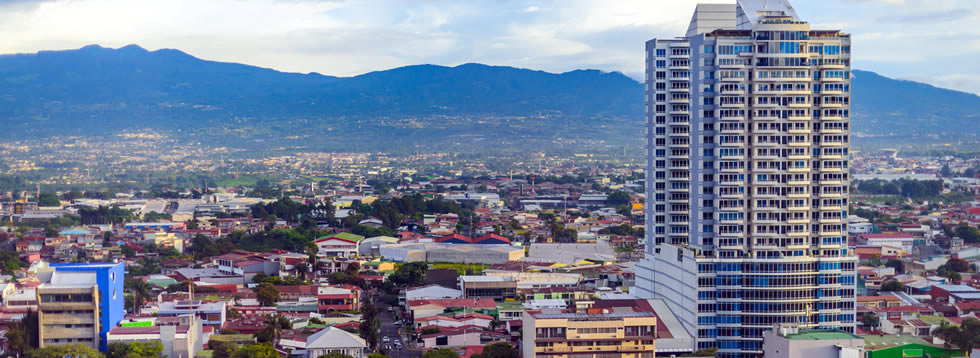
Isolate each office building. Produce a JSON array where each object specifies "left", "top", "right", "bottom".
[
  {"left": 37, "top": 263, "right": 125, "bottom": 351},
  {"left": 522, "top": 311, "right": 657, "bottom": 358},
  {"left": 635, "top": 0, "right": 857, "bottom": 356}
]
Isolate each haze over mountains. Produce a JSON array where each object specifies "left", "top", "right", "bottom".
[{"left": 1, "top": 45, "right": 977, "bottom": 151}]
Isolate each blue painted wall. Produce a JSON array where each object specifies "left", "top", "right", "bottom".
[{"left": 51, "top": 263, "right": 125, "bottom": 350}]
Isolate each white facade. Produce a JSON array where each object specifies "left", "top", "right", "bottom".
[{"left": 636, "top": 1, "right": 858, "bottom": 356}]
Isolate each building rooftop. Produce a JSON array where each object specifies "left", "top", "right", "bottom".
[{"left": 784, "top": 330, "right": 861, "bottom": 340}]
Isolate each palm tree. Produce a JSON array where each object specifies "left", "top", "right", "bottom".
[
  {"left": 295, "top": 262, "right": 309, "bottom": 280},
  {"left": 259, "top": 314, "right": 293, "bottom": 342},
  {"left": 126, "top": 279, "right": 152, "bottom": 315}
]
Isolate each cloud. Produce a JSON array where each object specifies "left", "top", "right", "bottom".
[{"left": 0, "top": 0, "right": 977, "bottom": 94}]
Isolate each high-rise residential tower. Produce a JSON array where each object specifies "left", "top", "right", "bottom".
[{"left": 635, "top": 1, "right": 857, "bottom": 356}]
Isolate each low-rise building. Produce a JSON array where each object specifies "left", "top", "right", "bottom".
[
  {"left": 106, "top": 314, "right": 207, "bottom": 358},
  {"left": 762, "top": 325, "right": 864, "bottom": 358},
  {"left": 158, "top": 301, "right": 227, "bottom": 329},
  {"left": 522, "top": 311, "right": 656, "bottom": 358},
  {"left": 459, "top": 276, "right": 517, "bottom": 301},
  {"left": 304, "top": 326, "right": 366, "bottom": 358}
]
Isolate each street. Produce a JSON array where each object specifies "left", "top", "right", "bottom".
[{"left": 377, "top": 299, "right": 421, "bottom": 358}]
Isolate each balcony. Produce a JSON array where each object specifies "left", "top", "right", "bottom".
[
  {"left": 787, "top": 141, "right": 812, "bottom": 147},
  {"left": 787, "top": 115, "right": 811, "bottom": 121},
  {"left": 820, "top": 205, "right": 843, "bottom": 211}
]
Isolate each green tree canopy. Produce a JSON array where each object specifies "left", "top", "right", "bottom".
[
  {"left": 106, "top": 341, "right": 164, "bottom": 358},
  {"left": 37, "top": 192, "right": 61, "bottom": 207},
  {"left": 318, "top": 353, "right": 354, "bottom": 358},
  {"left": 422, "top": 348, "right": 460, "bottom": 358},
  {"left": 880, "top": 280, "right": 905, "bottom": 292},
  {"left": 472, "top": 342, "right": 519, "bottom": 358},
  {"left": 255, "top": 283, "right": 279, "bottom": 307},
  {"left": 232, "top": 343, "right": 279, "bottom": 358},
  {"left": 28, "top": 344, "right": 103, "bottom": 358}
]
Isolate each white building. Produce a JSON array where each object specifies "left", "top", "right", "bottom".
[
  {"left": 635, "top": 1, "right": 858, "bottom": 356},
  {"left": 303, "top": 327, "right": 366, "bottom": 358}
]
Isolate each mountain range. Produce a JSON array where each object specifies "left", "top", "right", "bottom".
[{"left": 1, "top": 44, "right": 977, "bottom": 152}]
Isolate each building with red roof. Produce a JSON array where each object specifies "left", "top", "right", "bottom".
[{"left": 473, "top": 234, "right": 510, "bottom": 245}]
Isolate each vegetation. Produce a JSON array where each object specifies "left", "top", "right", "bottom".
[
  {"left": 106, "top": 341, "right": 164, "bottom": 358},
  {"left": 28, "top": 344, "right": 103, "bottom": 358},
  {"left": 255, "top": 283, "right": 279, "bottom": 306},
  {"left": 318, "top": 353, "right": 354, "bottom": 358},
  {"left": 5, "top": 310, "right": 39, "bottom": 355},
  {"left": 385, "top": 262, "right": 427, "bottom": 289},
  {"left": 125, "top": 278, "right": 153, "bottom": 315},
  {"left": 37, "top": 192, "right": 61, "bottom": 206},
  {"left": 78, "top": 205, "right": 136, "bottom": 225},
  {"left": 0, "top": 250, "right": 24, "bottom": 275},
  {"left": 953, "top": 224, "right": 980, "bottom": 244},
  {"left": 933, "top": 318, "right": 980, "bottom": 353},
  {"left": 471, "top": 342, "right": 519, "bottom": 358},
  {"left": 359, "top": 301, "right": 381, "bottom": 350},
  {"left": 232, "top": 343, "right": 279, "bottom": 358},
  {"left": 861, "top": 312, "right": 880, "bottom": 329},
  {"left": 255, "top": 314, "right": 292, "bottom": 343},
  {"left": 422, "top": 348, "right": 460, "bottom": 358},
  {"left": 880, "top": 280, "right": 905, "bottom": 292}
]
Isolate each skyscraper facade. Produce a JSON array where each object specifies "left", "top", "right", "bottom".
[{"left": 635, "top": 1, "right": 857, "bottom": 356}]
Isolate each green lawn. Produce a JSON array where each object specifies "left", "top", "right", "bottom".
[
  {"left": 217, "top": 176, "right": 262, "bottom": 187},
  {"left": 430, "top": 262, "right": 488, "bottom": 275}
]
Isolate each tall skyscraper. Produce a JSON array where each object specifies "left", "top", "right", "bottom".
[{"left": 635, "top": 1, "right": 857, "bottom": 357}]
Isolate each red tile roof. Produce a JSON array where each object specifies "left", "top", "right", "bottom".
[{"left": 407, "top": 298, "right": 497, "bottom": 310}]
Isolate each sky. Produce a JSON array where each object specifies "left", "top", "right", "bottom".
[{"left": 1, "top": 0, "right": 979, "bottom": 95}]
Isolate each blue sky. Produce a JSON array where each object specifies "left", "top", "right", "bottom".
[{"left": 1, "top": 0, "right": 978, "bottom": 94}]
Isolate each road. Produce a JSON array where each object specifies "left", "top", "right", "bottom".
[{"left": 377, "top": 299, "right": 421, "bottom": 358}]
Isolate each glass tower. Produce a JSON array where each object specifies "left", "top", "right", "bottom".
[{"left": 635, "top": 1, "right": 857, "bottom": 357}]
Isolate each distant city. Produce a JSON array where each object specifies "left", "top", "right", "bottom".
[{"left": 2, "top": 1, "right": 980, "bottom": 358}]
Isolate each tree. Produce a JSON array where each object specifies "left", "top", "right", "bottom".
[
  {"left": 209, "top": 340, "right": 238, "bottom": 358},
  {"left": 5, "top": 310, "right": 39, "bottom": 355},
  {"left": 318, "top": 353, "right": 355, "bottom": 358},
  {"left": 295, "top": 262, "right": 309, "bottom": 278},
  {"left": 472, "top": 342, "right": 518, "bottom": 358},
  {"left": 125, "top": 278, "right": 153, "bottom": 315},
  {"left": 37, "top": 192, "right": 61, "bottom": 207},
  {"left": 938, "top": 268, "right": 962, "bottom": 283},
  {"left": 932, "top": 318, "right": 980, "bottom": 353},
  {"left": 28, "top": 344, "right": 103, "bottom": 358},
  {"left": 884, "top": 259, "right": 905, "bottom": 274},
  {"left": 941, "top": 258, "right": 971, "bottom": 273},
  {"left": 954, "top": 225, "right": 980, "bottom": 244},
  {"left": 387, "top": 262, "right": 427, "bottom": 288},
  {"left": 606, "top": 191, "right": 631, "bottom": 206},
  {"left": 861, "top": 312, "right": 880, "bottom": 329},
  {"left": 255, "top": 283, "right": 280, "bottom": 307},
  {"left": 359, "top": 301, "right": 380, "bottom": 350},
  {"left": 255, "top": 314, "right": 292, "bottom": 343},
  {"left": 232, "top": 343, "right": 279, "bottom": 358},
  {"left": 422, "top": 348, "right": 460, "bottom": 358},
  {"left": 107, "top": 341, "right": 164, "bottom": 358},
  {"left": 880, "top": 280, "right": 905, "bottom": 292}
]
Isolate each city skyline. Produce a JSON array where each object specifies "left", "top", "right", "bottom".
[{"left": 1, "top": 0, "right": 978, "bottom": 95}]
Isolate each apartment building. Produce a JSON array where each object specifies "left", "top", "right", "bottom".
[
  {"left": 522, "top": 311, "right": 657, "bottom": 358},
  {"left": 635, "top": 0, "right": 857, "bottom": 356},
  {"left": 36, "top": 263, "right": 125, "bottom": 351}
]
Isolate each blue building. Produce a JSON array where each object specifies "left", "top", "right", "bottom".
[{"left": 49, "top": 263, "right": 125, "bottom": 350}]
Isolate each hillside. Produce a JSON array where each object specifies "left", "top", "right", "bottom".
[{"left": 0, "top": 44, "right": 977, "bottom": 151}]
